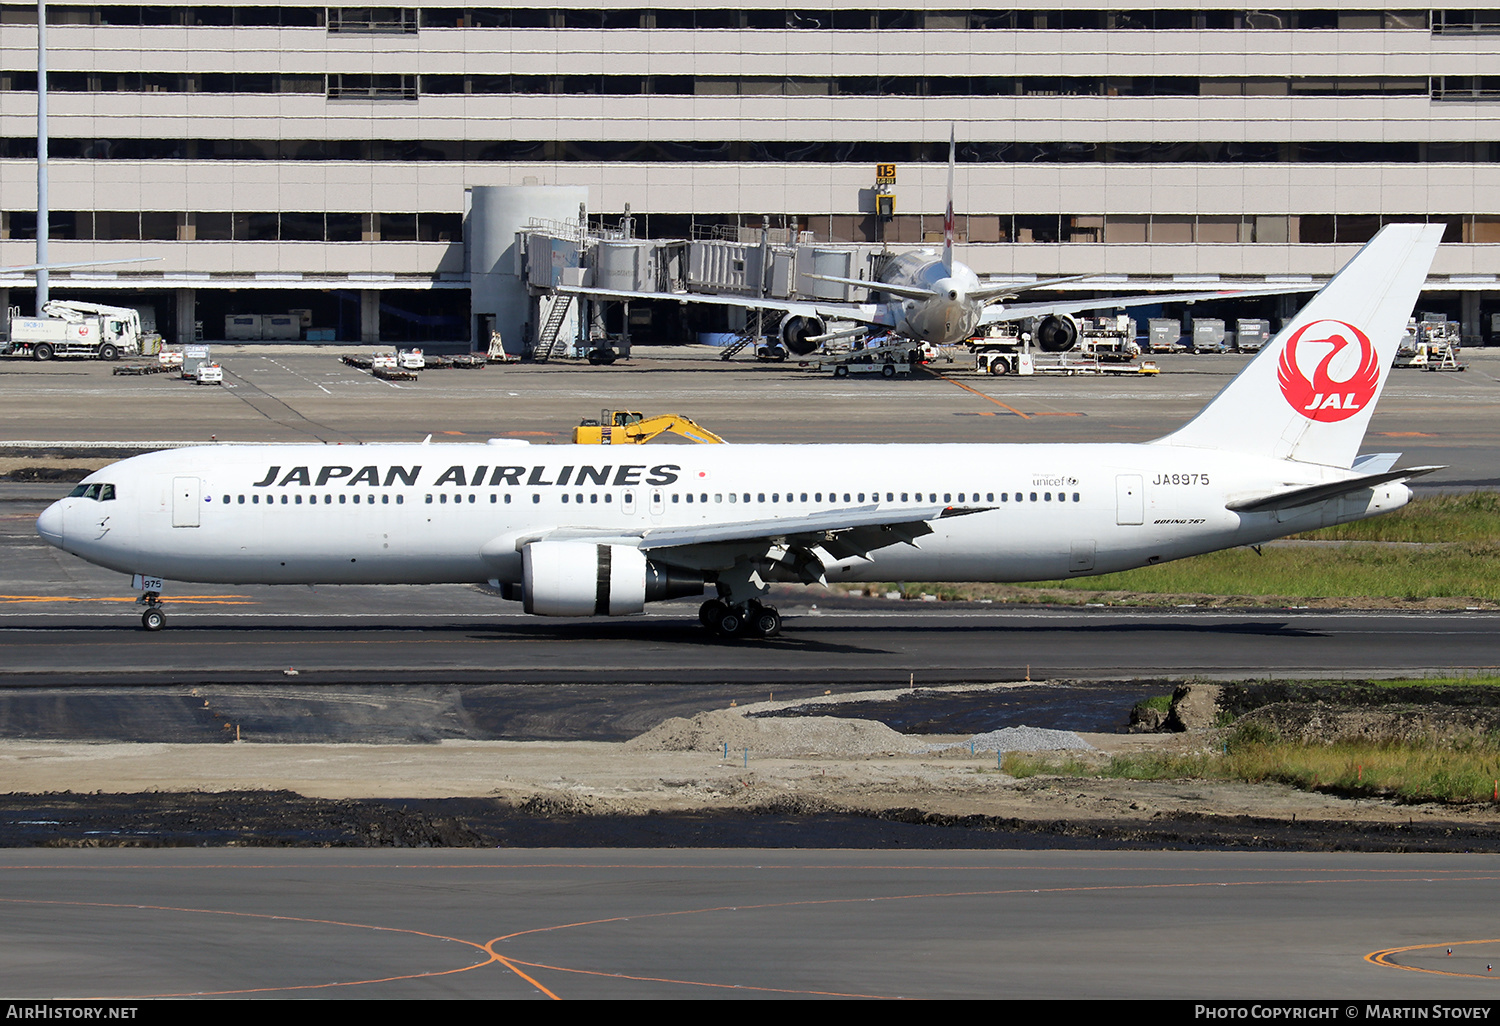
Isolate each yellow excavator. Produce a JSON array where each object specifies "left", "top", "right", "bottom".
[{"left": 572, "top": 410, "right": 727, "bottom": 445}]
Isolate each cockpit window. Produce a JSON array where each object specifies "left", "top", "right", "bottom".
[
  {"left": 66, "top": 483, "right": 115, "bottom": 501},
  {"left": 67, "top": 484, "right": 89, "bottom": 497},
  {"left": 99, "top": 484, "right": 115, "bottom": 501}
]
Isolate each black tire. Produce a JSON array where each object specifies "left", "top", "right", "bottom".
[
  {"left": 716, "top": 608, "right": 745, "bottom": 637},
  {"left": 98, "top": 343, "right": 119, "bottom": 361},
  {"left": 586, "top": 349, "right": 603, "bottom": 365},
  {"left": 699, "top": 599, "right": 725, "bottom": 628},
  {"left": 989, "top": 359, "right": 1009, "bottom": 376},
  {"left": 141, "top": 607, "right": 165, "bottom": 632},
  {"left": 33, "top": 343, "right": 54, "bottom": 362},
  {"left": 752, "top": 608, "right": 782, "bottom": 638},
  {"left": 881, "top": 364, "right": 896, "bottom": 378},
  {"left": 600, "top": 349, "right": 617, "bottom": 365},
  {"left": 833, "top": 365, "right": 848, "bottom": 378}
]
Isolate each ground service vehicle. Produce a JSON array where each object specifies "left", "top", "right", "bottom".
[
  {"left": 573, "top": 411, "right": 727, "bottom": 445},
  {"left": 4, "top": 301, "right": 149, "bottom": 361}
]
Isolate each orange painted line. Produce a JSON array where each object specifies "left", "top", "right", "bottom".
[
  {"left": 929, "top": 371, "right": 1031, "bottom": 419},
  {"left": 0, "top": 895, "right": 505, "bottom": 999},
  {"left": 0, "top": 595, "right": 254, "bottom": 605},
  {"left": 1374, "top": 431, "right": 1436, "bottom": 437},
  {"left": 501, "top": 956, "right": 898, "bottom": 999},
  {"left": 1366, "top": 938, "right": 1500, "bottom": 979}
]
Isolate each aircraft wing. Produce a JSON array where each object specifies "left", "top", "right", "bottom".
[
  {"left": 1226, "top": 466, "right": 1444, "bottom": 514},
  {"left": 979, "top": 284, "right": 1320, "bottom": 324},
  {"left": 555, "top": 284, "right": 892, "bottom": 327},
  {"left": 530, "top": 503, "right": 990, "bottom": 574}
]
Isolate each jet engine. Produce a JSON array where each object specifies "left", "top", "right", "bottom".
[
  {"left": 1032, "top": 313, "right": 1080, "bottom": 353},
  {"left": 779, "top": 314, "right": 826, "bottom": 356},
  {"left": 521, "top": 541, "right": 705, "bottom": 616}
]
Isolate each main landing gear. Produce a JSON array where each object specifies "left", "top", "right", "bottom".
[
  {"left": 136, "top": 591, "right": 166, "bottom": 631},
  {"left": 699, "top": 598, "right": 781, "bottom": 639}
]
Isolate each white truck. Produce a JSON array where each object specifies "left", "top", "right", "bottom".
[{"left": 4, "top": 301, "right": 150, "bottom": 361}]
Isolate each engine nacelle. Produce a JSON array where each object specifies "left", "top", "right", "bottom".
[
  {"left": 1033, "top": 314, "right": 1080, "bottom": 353},
  {"left": 780, "top": 314, "right": 826, "bottom": 356},
  {"left": 521, "top": 541, "right": 704, "bottom": 616}
]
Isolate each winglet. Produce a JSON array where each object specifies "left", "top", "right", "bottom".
[{"left": 943, "top": 126, "right": 956, "bottom": 275}]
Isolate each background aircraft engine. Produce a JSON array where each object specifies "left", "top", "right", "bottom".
[
  {"left": 1033, "top": 313, "right": 1080, "bottom": 353},
  {"left": 780, "top": 314, "right": 826, "bottom": 356},
  {"left": 521, "top": 541, "right": 704, "bottom": 616}
]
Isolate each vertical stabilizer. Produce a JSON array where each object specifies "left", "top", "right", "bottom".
[
  {"left": 942, "top": 126, "right": 956, "bottom": 275},
  {"left": 1154, "top": 223, "right": 1442, "bottom": 468}
]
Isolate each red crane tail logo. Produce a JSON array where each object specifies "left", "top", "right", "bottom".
[{"left": 1277, "top": 319, "right": 1381, "bottom": 423}]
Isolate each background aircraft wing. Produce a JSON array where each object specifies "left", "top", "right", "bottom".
[
  {"left": 980, "top": 284, "right": 1320, "bottom": 324},
  {"left": 556, "top": 284, "right": 892, "bottom": 327}
]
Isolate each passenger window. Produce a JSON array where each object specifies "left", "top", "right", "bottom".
[
  {"left": 238, "top": 495, "right": 245, "bottom": 504},
  {"left": 396, "top": 494, "right": 404, "bottom": 504},
  {"left": 1073, "top": 492, "right": 1080, "bottom": 502},
  {"left": 295, "top": 495, "right": 302, "bottom": 504},
  {"left": 222, "top": 494, "right": 229, "bottom": 504},
  {"left": 1029, "top": 492, "right": 1037, "bottom": 502}
]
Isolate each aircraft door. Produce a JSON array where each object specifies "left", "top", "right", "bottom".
[
  {"left": 172, "top": 476, "right": 201, "bottom": 527},
  {"left": 1115, "top": 475, "right": 1144, "bottom": 526},
  {"left": 621, "top": 489, "right": 636, "bottom": 516},
  {"left": 649, "top": 490, "right": 665, "bottom": 518}
]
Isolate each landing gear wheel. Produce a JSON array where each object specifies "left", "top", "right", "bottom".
[
  {"left": 715, "top": 607, "right": 746, "bottom": 637},
  {"left": 751, "top": 606, "right": 782, "bottom": 638},
  {"left": 141, "top": 607, "right": 165, "bottom": 632},
  {"left": 700, "top": 599, "right": 726, "bottom": 628}
]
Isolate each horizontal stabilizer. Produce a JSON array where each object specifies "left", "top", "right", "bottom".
[
  {"left": 801, "top": 273, "right": 936, "bottom": 302},
  {"left": 1226, "top": 466, "right": 1443, "bottom": 513}
]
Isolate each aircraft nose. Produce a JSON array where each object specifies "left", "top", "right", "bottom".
[{"left": 36, "top": 500, "right": 64, "bottom": 548}]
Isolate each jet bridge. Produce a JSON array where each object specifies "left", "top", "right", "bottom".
[{"left": 517, "top": 220, "right": 889, "bottom": 360}]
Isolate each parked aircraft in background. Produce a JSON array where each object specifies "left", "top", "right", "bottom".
[{"left": 559, "top": 131, "right": 1314, "bottom": 355}]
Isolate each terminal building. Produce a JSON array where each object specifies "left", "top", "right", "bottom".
[{"left": 1, "top": 3, "right": 1497, "bottom": 348}]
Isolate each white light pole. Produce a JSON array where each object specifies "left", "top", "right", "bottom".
[{"left": 35, "top": 0, "right": 49, "bottom": 311}]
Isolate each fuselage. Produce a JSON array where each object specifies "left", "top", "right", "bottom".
[
  {"left": 35, "top": 440, "right": 1410, "bottom": 591},
  {"left": 877, "top": 251, "right": 985, "bottom": 345}
]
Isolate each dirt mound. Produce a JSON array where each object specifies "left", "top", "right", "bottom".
[{"left": 625, "top": 706, "right": 929, "bottom": 758}]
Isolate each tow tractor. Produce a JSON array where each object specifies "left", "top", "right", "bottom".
[
  {"left": 573, "top": 410, "right": 727, "bottom": 444},
  {"left": 805, "top": 334, "right": 923, "bottom": 378}
]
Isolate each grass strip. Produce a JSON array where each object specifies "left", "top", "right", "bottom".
[{"left": 1005, "top": 727, "right": 1500, "bottom": 805}]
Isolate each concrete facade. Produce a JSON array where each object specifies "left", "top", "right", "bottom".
[{"left": 0, "top": 2, "right": 1497, "bottom": 343}]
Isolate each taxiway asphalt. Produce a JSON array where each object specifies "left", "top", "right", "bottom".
[{"left": 0, "top": 848, "right": 1496, "bottom": 1000}]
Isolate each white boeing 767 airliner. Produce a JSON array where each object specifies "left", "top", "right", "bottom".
[{"left": 37, "top": 224, "right": 1444, "bottom": 638}]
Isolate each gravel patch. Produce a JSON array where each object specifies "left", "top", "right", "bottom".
[{"left": 927, "top": 725, "right": 1097, "bottom": 755}]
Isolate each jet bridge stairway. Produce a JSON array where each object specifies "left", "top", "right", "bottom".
[
  {"left": 532, "top": 295, "right": 574, "bottom": 363},
  {"left": 717, "top": 329, "right": 761, "bottom": 361}
]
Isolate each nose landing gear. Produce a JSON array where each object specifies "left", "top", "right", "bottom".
[{"left": 136, "top": 591, "right": 166, "bottom": 631}]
